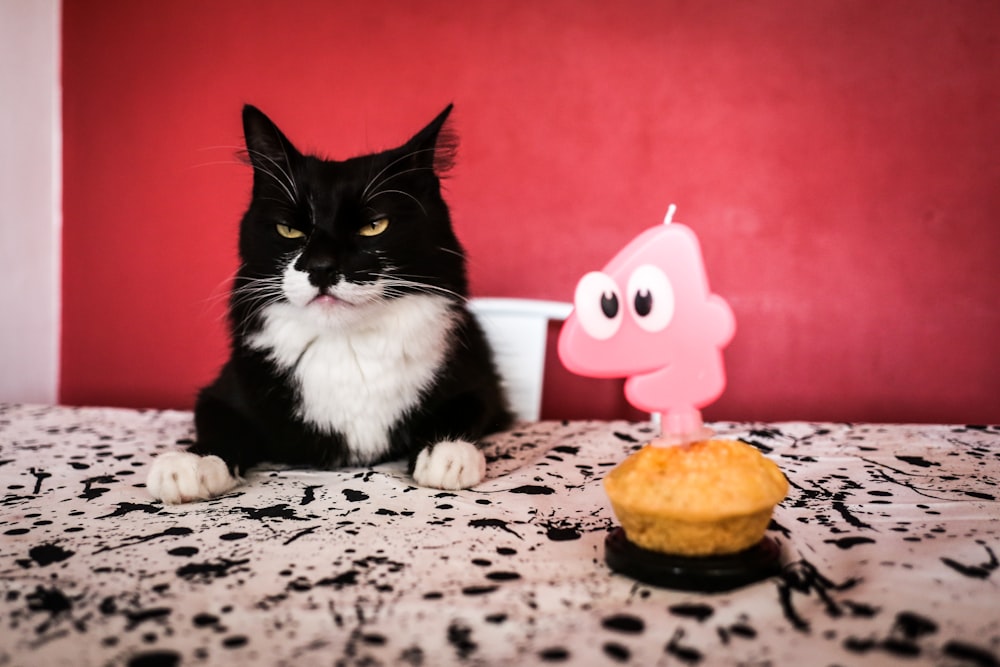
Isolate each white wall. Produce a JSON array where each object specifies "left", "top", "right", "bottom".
[{"left": 0, "top": 0, "right": 61, "bottom": 404}]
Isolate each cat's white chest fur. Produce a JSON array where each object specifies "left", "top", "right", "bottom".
[{"left": 249, "top": 293, "right": 456, "bottom": 463}]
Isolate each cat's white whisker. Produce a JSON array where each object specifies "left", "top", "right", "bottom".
[
  {"left": 253, "top": 169, "right": 296, "bottom": 204},
  {"left": 200, "top": 268, "right": 242, "bottom": 304},
  {"left": 187, "top": 144, "right": 254, "bottom": 169},
  {"left": 360, "top": 147, "right": 437, "bottom": 201},
  {"left": 371, "top": 273, "right": 467, "bottom": 303},
  {"left": 256, "top": 196, "right": 298, "bottom": 208},
  {"left": 273, "top": 132, "right": 299, "bottom": 200},
  {"left": 195, "top": 144, "right": 249, "bottom": 152},
  {"left": 362, "top": 164, "right": 436, "bottom": 205},
  {"left": 365, "top": 188, "right": 427, "bottom": 216},
  {"left": 230, "top": 275, "right": 287, "bottom": 316},
  {"left": 246, "top": 149, "right": 298, "bottom": 203},
  {"left": 188, "top": 159, "right": 249, "bottom": 171}
]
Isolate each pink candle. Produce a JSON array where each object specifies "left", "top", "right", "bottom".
[{"left": 558, "top": 206, "right": 735, "bottom": 443}]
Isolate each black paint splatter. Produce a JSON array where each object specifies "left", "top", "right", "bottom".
[
  {"left": 538, "top": 646, "right": 571, "bottom": 662},
  {"left": 193, "top": 613, "right": 220, "bottom": 628},
  {"left": 603, "top": 642, "right": 630, "bottom": 662},
  {"left": 124, "top": 607, "right": 171, "bottom": 630},
  {"left": 943, "top": 640, "right": 1000, "bottom": 667},
  {"left": 342, "top": 488, "right": 369, "bottom": 502},
  {"left": 668, "top": 603, "right": 714, "bottom": 622},
  {"left": 895, "top": 455, "right": 938, "bottom": 468},
  {"left": 399, "top": 646, "right": 424, "bottom": 665},
  {"left": 316, "top": 570, "right": 359, "bottom": 588},
  {"left": 824, "top": 536, "right": 876, "bottom": 550},
  {"left": 27, "top": 543, "right": 75, "bottom": 567},
  {"left": 545, "top": 525, "right": 581, "bottom": 541},
  {"left": 894, "top": 611, "right": 938, "bottom": 639},
  {"left": 80, "top": 475, "right": 116, "bottom": 501},
  {"left": 509, "top": 485, "right": 555, "bottom": 495},
  {"left": 29, "top": 467, "right": 51, "bottom": 494},
  {"left": 844, "top": 610, "right": 938, "bottom": 659},
  {"left": 97, "top": 502, "right": 162, "bottom": 519},
  {"left": 768, "top": 518, "right": 792, "bottom": 538},
  {"left": 283, "top": 525, "right": 319, "bottom": 545},
  {"left": 843, "top": 600, "right": 880, "bottom": 618},
  {"left": 167, "top": 546, "right": 198, "bottom": 557},
  {"left": 727, "top": 622, "right": 757, "bottom": 639},
  {"left": 447, "top": 621, "right": 477, "bottom": 659},
  {"left": 602, "top": 613, "right": 645, "bottom": 634},
  {"left": 99, "top": 597, "right": 117, "bottom": 615},
  {"left": 777, "top": 559, "right": 859, "bottom": 632},
  {"left": 831, "top": 501, "right": 873, "bottom": 530},
  {"left": 301, "top": 484, "right": 322, "bottom": 505},
  {"left": 176, "top": 558, "right": 250, "bottom": 582},
  {"left": 127, "top": 651, "right": 181, "bottom": 667},
  {"left": 95, "top": 526, "right": 193, "bottom": 554},
  {"left": 469, "top": 518, "right": 522, "bottom": 539},
  {"left": 742, "top": 436, "right": 774, "bottom": 454},
  {"left": 27, "top": 585, "right": 72, "bottom": 616},
  {"left": 665, "top": 628, "right": 702, "bottom": 664},
  {"left": 941, "top": 544, "right": 999, "bottom": 580},
  {"left": 236, "top": 504, "right": 308, "bottom": 521}
]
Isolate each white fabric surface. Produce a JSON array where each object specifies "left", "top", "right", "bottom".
[{"left": 1, "top": 404, "right": 998, "bottom": 666}]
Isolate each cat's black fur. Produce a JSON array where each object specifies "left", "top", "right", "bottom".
[{"left": 188, "top": 104, "right": 512, "bottom": 477}]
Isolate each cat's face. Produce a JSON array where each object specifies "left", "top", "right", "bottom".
[{"left": 231, "top": 105, "right": 466, "bottom": 331}]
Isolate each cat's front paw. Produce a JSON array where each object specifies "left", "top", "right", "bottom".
[
  {"left": 147, "top": 451, "right": 241, "bottom": 504},
  {"left": 412, "top": 440, "right": 486, "bottom": 490}
]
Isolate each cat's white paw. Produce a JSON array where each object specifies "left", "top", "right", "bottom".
[
  {"left": 412, "top": 440, "right": 486, "bottom": 490},
  {"left": 147, "top": 451, "right": 241, "bottom": 504}
]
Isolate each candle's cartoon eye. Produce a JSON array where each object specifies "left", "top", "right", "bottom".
[
  {"left": 574, "top": 271, "right": 623, "bottom": 340},
  {"left": 627, "top": 264, "right": 674, "bottom": 333},
  {"left": 601, "top": 292, "right": 619, "bottom": 318},
  {"left": 634, "top": 290, "right": 652, "bottom": 317}
]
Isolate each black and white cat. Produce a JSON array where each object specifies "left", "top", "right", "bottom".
[{"left": 147, "top": 104, "right": 512, "bottom": 504}]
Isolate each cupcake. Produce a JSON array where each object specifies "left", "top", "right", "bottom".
[{"left": 603, "top": 439, "right": 788, "bottom": 556}]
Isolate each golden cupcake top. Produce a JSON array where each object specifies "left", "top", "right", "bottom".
[{"left": 603, "top": 439, "right": 788, "bottom": 521}]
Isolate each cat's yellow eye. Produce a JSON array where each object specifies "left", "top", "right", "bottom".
[
  {"left": 276, "top": 223, "right": 305, "bottom": 239},
  {"left": 359, "top": 217, "right": 389, "bottom": 237}
]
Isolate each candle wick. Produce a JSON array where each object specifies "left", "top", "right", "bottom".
[{"left": 664, "top": 203, "right": 677, "bottom": 225}]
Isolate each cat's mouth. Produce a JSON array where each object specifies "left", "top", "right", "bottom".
[
  {"left": 293, "top": 278, "right": 384, "bottom": 310},
  {"left": 309, "top": 294, "right": 347, "bottom": 307}
]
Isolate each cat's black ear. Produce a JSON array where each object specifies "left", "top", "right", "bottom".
[
  {"left": 404, "top": 104, "right": 457, "bottom": 176},
  {"left": 241, "top": 105, "right": 301, "bottom": 192}
]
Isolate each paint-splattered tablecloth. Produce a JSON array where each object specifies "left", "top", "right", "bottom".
[{"left": 1, "top": 404, "right": 998, "bottom": 666}]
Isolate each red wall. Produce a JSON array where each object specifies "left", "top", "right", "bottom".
[{"left": 62, "top": 0, "right": 1000, "bottom": 423}]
